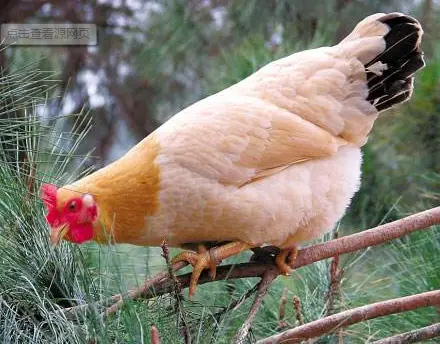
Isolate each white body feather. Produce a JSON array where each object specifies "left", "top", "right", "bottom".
[
  {"left": 135, "top": 12, "right": 423, "bottom": 248},
  {"left": 65, "top": 13, "right": 424, "bottom": 249},
  {"left": 147, "top": 144, "right": 361, "bottom": 247}
]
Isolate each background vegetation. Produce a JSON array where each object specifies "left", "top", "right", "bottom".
[{"left": 0, "top": 0, "right": 439, "bottom": 343}]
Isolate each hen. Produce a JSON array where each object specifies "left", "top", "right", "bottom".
[{"left": 42, "top": 13, "right": 425, "bottom": 296}]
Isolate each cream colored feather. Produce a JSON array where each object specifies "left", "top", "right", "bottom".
[
  {"left": 148, "top": 12, "right": 424, "bottom": 247},
  {"left": 56, "top": 13, "right": 425, "bottom": 250}
]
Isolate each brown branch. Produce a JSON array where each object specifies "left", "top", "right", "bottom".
[
  {"left": 234, "top": 267, "right": 279, "bottom": 343},
  {"left": 213, "top": 283, "right": 259, "bottom": 320},
  {"left": 62, "top": 261, "right": 188, "bottom": 318},
  {"left": 293, "top": 296, "right": 304, "bottom": 326},
  {"left": 326, "top": 229, "right": 345, "bottom": 342},
  {"left": 277, "top": 288, "right": 289, "bottom": 329},
  {"left": 161, "top": 241, "right": 191, "bottom": 344},
  {"left": 258, "top": 290, "right": 440, "bottom": 344},
  {"left": 100, "top": 262, "right": 190, "bottom": 318},
  {"left": 153, "top": 206, "right": 440, "bottom": 300},
  {"left": 372, "top": 322, "right": 440, "bottom": 344},
  {"left": 63, "top": 207, "right": 440, "bottom": 319},
  {"left": 291, "top": 206, "right": 440, "bottom": 270},
  {"left": 327, "top": 229, "right": 343, "bottom": 312}
]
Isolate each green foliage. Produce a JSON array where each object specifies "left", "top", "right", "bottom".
[
  {"left": 0, "top": 65, "right": 86, "bottom": 343},
  {"left": 340, "top": 225, "right": 440, "bottom": 343}
]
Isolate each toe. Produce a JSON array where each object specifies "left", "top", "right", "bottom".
[
  {"left": 189, "top": 254, "right": 213, "bottom": 296},
  {"left": 275, "top": 248, "right": 297, "bottom": 275},
  {"left": 287, "top": 247, "right": 298, "bottom": 265},
  {"left": 208, "top": 260, "right": 217, "bottom": 280},
  {"left": 189, "top": 263, "right": 204, "bottom": 296},
  {"left": 171, "top": 251, "right": 198, "bottom": 266},
  {"left": 173, "top": 250, "right": 218, "bottom": 296},
  {"left": 276, "top": 259, "right": 293, "bottom": 275}
]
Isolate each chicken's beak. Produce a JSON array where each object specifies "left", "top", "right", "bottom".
[{"left": 50, "top": 224, "right": 68, "bottom": 246}]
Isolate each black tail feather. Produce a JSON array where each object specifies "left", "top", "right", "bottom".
[{"left": 365, "top": 13, "right": 425, "bottom": 112}]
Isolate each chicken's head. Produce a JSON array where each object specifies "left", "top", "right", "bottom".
[{"left": 41, "top": 183, "right": 98, "bottom": 245}]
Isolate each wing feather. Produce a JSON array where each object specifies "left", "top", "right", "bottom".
[
  {"left": 156, "top": 93, "right": 348, "bottom": 186},
  {"left": 155, "top": 34, "right": 384, "bottom": 186}
]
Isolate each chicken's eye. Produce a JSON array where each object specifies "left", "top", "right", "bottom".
[{"left": 68, "top": 201, "right": 77, "bottom": 212}]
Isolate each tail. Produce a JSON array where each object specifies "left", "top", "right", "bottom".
[{"left": 339, "top": 12, "right": 425, "bottom": 112}]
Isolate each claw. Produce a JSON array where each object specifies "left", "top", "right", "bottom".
[
  {"left": 172, "top": 241, "right": 251, "bottom": 296},
  {"left": 171, "top": 244, "right": 218, "bottom": 296},
  {"left": 275, "top": 247, "right": 298, "bottom": 275},
  {"left": 171, "top": 251, "right": 199, "bottom": 267}
]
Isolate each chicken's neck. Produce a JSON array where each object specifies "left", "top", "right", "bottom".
[{"left": 67, "top": 134, "right": 161, "bottom": 244}]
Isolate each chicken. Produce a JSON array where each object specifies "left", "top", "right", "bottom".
[{"left": 41, "top": 13, "right": 425, "bottom": 296}]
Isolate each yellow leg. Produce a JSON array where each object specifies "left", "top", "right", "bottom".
[
  {"left": 172, "top": 241, "right": 251, "bottom": 296},
  {"left": 275, "top": 247, "right": 298, "bottom": 275},
  {"left": 275, "top": 235, "right": 299, "bottom": 275}
]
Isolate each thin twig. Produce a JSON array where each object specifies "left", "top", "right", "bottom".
[
  {"left": 372, "top": 322, "right": 440, "bottom": 344},
  {"left": 277, "top": 288, "right": 289, "bottom": 329},
  {"left": 27, "top": 159, "right": 36, "bottom": 195},
  {"left": 258, "top": 290, "right": 440, "bottom": 344},
  {"left": 211, "top": 283, "right": 260, "bottom": 342},
  {"left": 326, "top": 230, "right": 343, "bottom": 316},
  {"left": 151, "top": 325, "right": 161, "bottom": 344},
  {"left": 62, "top": 207, "right": 440, "bottom": 319},
  {"left": 101, "top": 261, "right": 188, "bottom": 318},
  {"left": 326, "top": 229, "right": 345, "bottom": 343},
  {"left": 63, "top": 261, "right": 188, "bottom": 318},
  {"left": 372, "top": 323, "right": 440, "bottom": 344},
  {"left": 234, "top": 267, "right": 279, "bottom": 344},
  {"left": 161, "top": 240, "right": 191, "bottom": 344},
  {"left": 293, "top": 296, "right": 304, "bottom": 326},
  {"left": 214, "top": 283, "right": 259, "bottom": 319},
  {"left": 161, "top": 241, "right": 174, "bottom": 284}
]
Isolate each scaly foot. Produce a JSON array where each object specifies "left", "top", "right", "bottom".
[
  {"left": 275, "top": 247, "right": 298, "bottom": 275},
  {"left": 172, "top": 241, "right": 251, "bottom": 296},
  {"left": 172, "top": 244, "right": 217, "bottom": 296}
]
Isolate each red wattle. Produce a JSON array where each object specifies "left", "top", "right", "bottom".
[{"left": 69, "top": 223, "right": 94, "bottom": 244}]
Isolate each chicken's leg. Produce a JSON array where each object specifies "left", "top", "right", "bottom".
[
  {"left": 172, "top": 241, "right": 251, "bottom": 296},
  {"left": 275, "top": 236, "right": 298, "bottom": 275},
  {"left": 275, "top": 247, "right": 298, "bottom": 275}
]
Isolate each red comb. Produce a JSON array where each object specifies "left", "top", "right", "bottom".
[{"left": 41, "top": 183, "right": 58, "bottom": 209}]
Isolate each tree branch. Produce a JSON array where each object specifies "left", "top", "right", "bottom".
[
  {"left": 161, "top": 241, "right": 191, "bottom": 344},
  {"left": 258, "top": 290, "right": 440, "bottom": 344},
  {"left": 293, "top": 296, "right": 304, "bottom": 326},
  {"left": 372, "top": 322, "right": 440, "bottom": 344},
  {"left": 277, "top": 288, "right": 289, "bottom": 329},
  {"left": 234, "top": 267, "right": 279, "bottom": 343},
  {"left": 63, "top": 207, "right": 440, "bottom": 319},
  {"left": 65, "top": 261, "right": 188, "bottom": 318},
  {"left": 151, "top": 206, "right": 440, "bottom": 299},
  {"left": 326, "top": 229, "right": 345, "bottom": 342},
  {"left": 290, "top": 206, "right": 440, "bottom": 270},
  {"left": 213, "top": 283, "right": 259, "bottom": 320}
]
